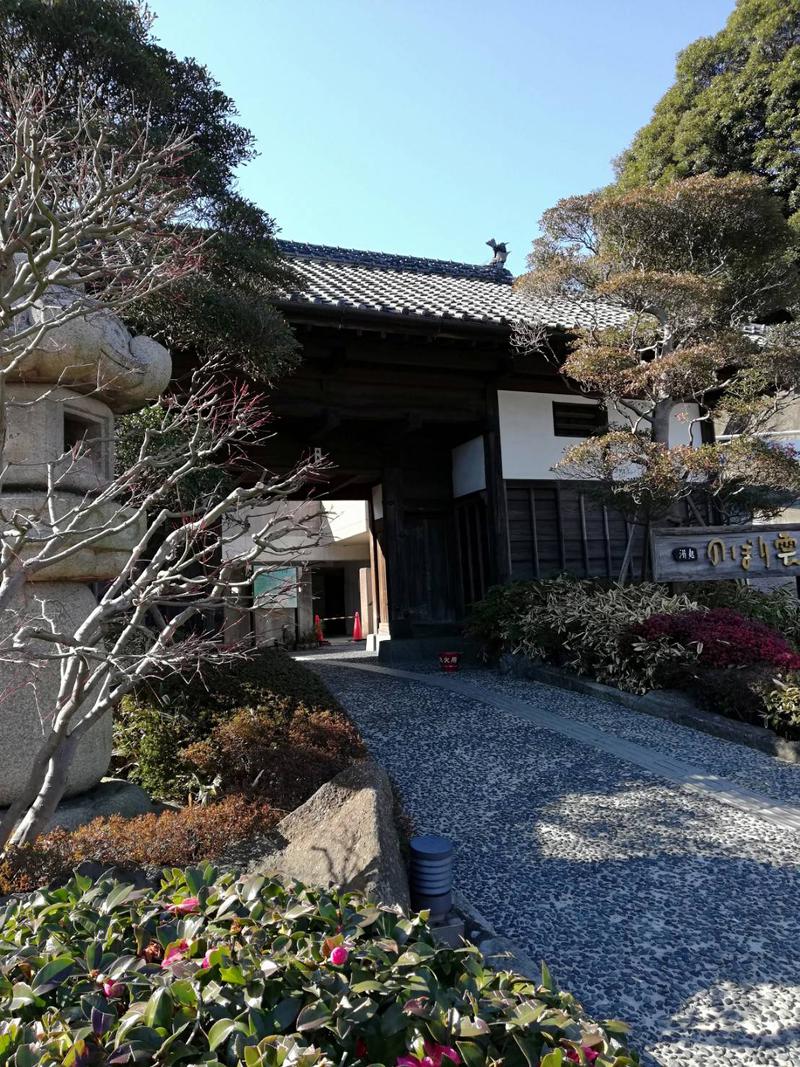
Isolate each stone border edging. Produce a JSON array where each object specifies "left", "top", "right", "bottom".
[{"left": 499, "top": 654, "right": 800, "bottom": 765}]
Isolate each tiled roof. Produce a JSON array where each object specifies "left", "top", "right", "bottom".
[{"left": 277, "top": 240, "right": 628, "bottom": 331}]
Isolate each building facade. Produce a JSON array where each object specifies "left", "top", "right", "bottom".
[{"left": 242, "top": 240, "right": 702, "bottom": 646}]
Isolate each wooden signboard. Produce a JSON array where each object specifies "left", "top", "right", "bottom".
[{"left": 651, "top": 524, "right": 800, "bottom": 583}]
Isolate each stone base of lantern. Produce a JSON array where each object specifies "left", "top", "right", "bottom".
[{"left": 0, "top": 581, "right": 111, "bottom": 807}]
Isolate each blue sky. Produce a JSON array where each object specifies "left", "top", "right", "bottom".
[{"left": 149, "top": 0, "right": 735, "bottom": 273}]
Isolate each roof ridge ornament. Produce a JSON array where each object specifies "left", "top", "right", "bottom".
[{"left": 486, "top": 238, "right": 509, "bottom": 267}]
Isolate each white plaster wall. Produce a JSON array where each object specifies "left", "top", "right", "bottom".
[
  {"left": 498, "top": 391, "right": 608, "bottom": 480},
  {"left": 452, "top": 436, "right": 486, "bottom": 498},
  {"left": 319, "top": 500, "right": 368, "bottom": 544},
  {"left": 498, "top": 390, "right": 702, "bottom": 480},
  {"left": 224, "top": 500, "right": 368, "bottom": 563},
  {"left": 668, "top": 403, "right": 703, "bottom": 448}
]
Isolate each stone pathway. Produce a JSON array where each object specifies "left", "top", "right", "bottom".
[{"left": 303, "top": 651, "right": 800, "bottom": 1067}]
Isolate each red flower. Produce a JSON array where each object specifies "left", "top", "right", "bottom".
[{"left": 355, "top": 1038, "right": 369, "bottom": 1059}]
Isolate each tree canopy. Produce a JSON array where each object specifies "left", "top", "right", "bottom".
[
  {"left": 517, "top": 174, "right": 800, "bottom": 526},
  {"left": 0, "top": 0, "right": 298, "bottom": 380},
  {"left": 616, "top": 0, "right": 800, "bottom": 223}
]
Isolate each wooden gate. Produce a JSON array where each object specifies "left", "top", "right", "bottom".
[{"left": 454, "top": 492, "right": 490, "bottom": 608}]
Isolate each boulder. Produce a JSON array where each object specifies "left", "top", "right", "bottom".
[
  {"left": 223, "top": 759, "right": 410, "bottom": 910},
  {"left": 45, "top": 779, "right": 155, "bottom": 832}
]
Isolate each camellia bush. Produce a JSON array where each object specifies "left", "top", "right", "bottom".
[{"left": 0, "top": 866, "right": 637, "bottom": 1067}]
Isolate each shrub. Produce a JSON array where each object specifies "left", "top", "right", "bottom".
[
  {"left": 114, "top": 647, "right": 361, "bottom": 803},
  {"left": 631, "top": 608, "right": 800, "bottom": 671},
  {"left": 688, "top": 666, "right": 775, "bottom": 724},
  {"left": 465, "top": 581, "right": 555, "bottom": 661},
  {"left": 183, "top": 703, "right": 365, "bottom": 810},
  {"left": 0, "top": 866, "right": 637, "bottom": 1067},
  {"left": 0, "top": 796, "right": 280, "bottom": 896},
  {"left": 469, "top": 578, "right": 700, "bottom": 691},
  {"left": 761, "top": 674, "right": 800, "bottom": 738},
  {"left": 687, "top": 581, "right": 800, "bottom": 650}
]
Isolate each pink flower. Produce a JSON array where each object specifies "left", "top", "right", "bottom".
[
  {"left": 330, "top": 945, "right": 349, "bottom": 966},
  {"left": 161, "top": 939, "right": 190, "bottom": 968},
  {"left": 167, "top": 897, "right": 200, "bottom": 915},
  {"left": 102, "top": 979, "right": 124, "bottom": 998},
  {"left": 565, "top": 1047, "right": 600, "bottom": 1064},
  {"left": 200, "top": 950, "right": 213, "bottom": 969},
  {"left": 398, "top": 1044, "right": 460, "bottom": 1067}
]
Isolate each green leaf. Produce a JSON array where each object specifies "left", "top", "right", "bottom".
[
  {"left": 264, "top": 997, "right": 302, "bottom": 1033},
  {"left": 540, "top": 961, "right": 554, "bottom": 991},
  {"left": 219, "top": 964, "right": 247, "bottom": 986},
  {"left": 396, "top": 951, "right": 422, "bottom": 967},
  {"left": 184, "top": 867, "right": 205, "bottom": 897},
  {"left": 32, "top": 955, "right": 74, "bottom": 994},
  {"left": 243, "top": 1047, "right": 262, "bottom": 1067},
  {"left": 208, "top": 1018, "right": 237, "bottom": 1050},
  {"left": 143, "top": 988, "right": 173, "bottom": 1030},
  {"left": 10, "top": 983, "right": 40, "bottom": 1011},
  {"left": 101, "top": 883, "right": 139, "bottom": 914},
  {"left": 380, "top": 1002, "right": 407, "bottom": 1037},
  {"left": 455, "top": 1041, "right": 486, "bottom": 1067},
  {"left": 350, "top": 980, "right": 384, "bottom": 994},
  {"left": 170, "top": 980, "right": 198, "bottom": 1007},
  {"left": 456, "top": 1018, "right": 490, "bottom": 1038},
  {"left": 539, "top": 1051, "right": 563, "bottom": 1067},
  {"left": 296, "top": 1002, "right": 331, "bottom": 1032}
]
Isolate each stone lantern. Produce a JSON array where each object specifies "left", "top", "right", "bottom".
[{"left": 0, "top": 287, "right": 171, "bottom": 806}]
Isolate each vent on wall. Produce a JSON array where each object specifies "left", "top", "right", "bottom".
[{"left": 552, "top": 401, "right": 607, "bottom": 438}]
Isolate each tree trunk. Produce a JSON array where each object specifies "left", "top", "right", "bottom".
[
  {"left": 652, "top": 398, "right": 672, "bottom": 445},
  {"left": 8, "top": 733, "right": 79, "bottom": 846}
]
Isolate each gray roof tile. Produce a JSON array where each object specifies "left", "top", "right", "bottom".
[{"left": 277, "top": 240, "right": 628, "bottom": 331}]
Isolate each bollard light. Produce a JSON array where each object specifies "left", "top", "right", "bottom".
[{"left": 409, "top": 834, "right": 454, "bottom": 920}]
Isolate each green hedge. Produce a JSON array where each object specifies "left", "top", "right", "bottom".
[{"left": 0, "top": 866, "right": 637, "bottom": 1067}]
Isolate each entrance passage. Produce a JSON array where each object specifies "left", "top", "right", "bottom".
[{"left": 312, "top": 566, "right": 347, "bottom": 637}]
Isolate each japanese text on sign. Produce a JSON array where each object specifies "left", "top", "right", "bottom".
[{"left": 706, "top": 532, "right": 800, "bottom": 571}]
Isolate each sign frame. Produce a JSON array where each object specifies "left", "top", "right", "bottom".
[{"left": 650, "top": 523, "right": 800, "bottom": 583}]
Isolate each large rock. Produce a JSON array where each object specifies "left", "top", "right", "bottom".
[
  {"left": 45, "top": 779, "right": 155, "bottom": 832},
  {"left": 224, "top": 759, "right": 410, "bottom": 910}
]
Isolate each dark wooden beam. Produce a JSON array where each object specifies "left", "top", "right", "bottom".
[{"left": 484, "top": 388, "right": 512, "bottom": 585}]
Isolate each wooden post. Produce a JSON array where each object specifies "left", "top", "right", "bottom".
[
  {"left": 382, "top": 466, "right": 412, "bottom": 637},
  {"left": 368, "top": 490, "right": 390, "bottom": 638},
  {"left": 483, "top": 388, "right": 512, "bottom": 585}
]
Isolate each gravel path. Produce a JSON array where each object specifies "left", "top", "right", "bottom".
[{"left": 305, "top": 652, "right": 800, "bottom": 1067}]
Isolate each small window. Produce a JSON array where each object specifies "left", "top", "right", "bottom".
[
  {"left": 552, "top": 401, "right": 607, "bottom": 438},
  {"left": 64, "top": 413, "right": 101, "bottom": 454}
]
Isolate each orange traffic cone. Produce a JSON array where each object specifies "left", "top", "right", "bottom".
[
  {"left": 314, "top": 614, "right": 324, "bottom": 644},
  {"left": 351, "top": 611, "right": 363, "bottom": 641}
]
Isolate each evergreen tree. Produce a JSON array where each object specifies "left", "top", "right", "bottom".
[
  {"left": 517, "top": 174, "right": 800, "bottom": 531},
  {"left": 0, "top": 0, "right": 298, "bottom": 379},
  {"left": 616, "top": 0, "right": 800, "bottom": 224}
]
